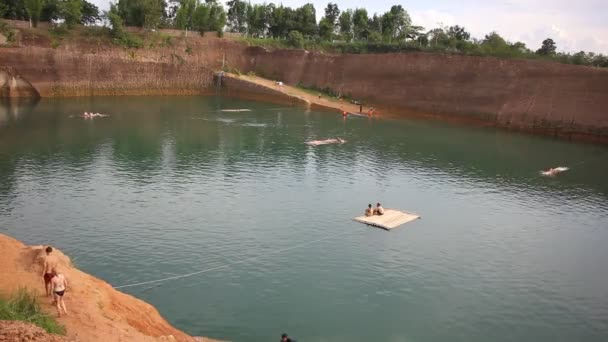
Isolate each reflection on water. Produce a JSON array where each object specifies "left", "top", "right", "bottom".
[
  {"left": 0, "top": 97, "right": 39, "bottom": 128},
  {"left": 0, "top": 96, "right": 607, "bottom": 342}
]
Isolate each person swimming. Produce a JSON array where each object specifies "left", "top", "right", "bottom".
[{"left": 540, "top": 166, "right": 569, "bottom": 177}]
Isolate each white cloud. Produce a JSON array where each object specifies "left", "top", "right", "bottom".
[{"left": 410, "top": 9, "right": 456, "bottom": 31}]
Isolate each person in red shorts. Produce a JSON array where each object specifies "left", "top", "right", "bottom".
[{"left": 41, "top": 246, "right": 58, "bottom": 297}]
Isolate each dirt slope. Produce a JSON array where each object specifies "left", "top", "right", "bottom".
[
  {"left": 0, "top": 233, "right": 219, "bottom": 342},
  {"left": 0, "top": 321, "right": 69, "bottom": 342}
]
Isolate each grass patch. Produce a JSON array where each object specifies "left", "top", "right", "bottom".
[
  {"left": 0, "top": 288, "right": 66, "bottom": 335},
  {"left": 0, "top": 21, "right": 17, "bottom": 43},
  {"left": 297, "top": 83, "right": 353, "bottom": 102}
]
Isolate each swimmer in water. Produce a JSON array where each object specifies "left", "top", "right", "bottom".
[{"left": 541, "top": 167, "right": 569, "bottom": 177}]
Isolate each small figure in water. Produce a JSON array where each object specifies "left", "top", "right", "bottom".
[
  {"left": 365, "top": 204, "right": 374, "bottom": 217},
  {"left": 540, "top": 166, "right": 569, "bottom": 177},
  {"left": 51, "top": 269, "right": 68, "bottom": 317},
  {"left": 281, "top": 333, "right": 296, "bottom": 342},
  {"left": 374, "top": 202, "right": 385, "bottom": 216}
]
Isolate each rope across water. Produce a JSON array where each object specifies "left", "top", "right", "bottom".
[{"left": 113, "top": 228, "right": 357, "bottom": 289}]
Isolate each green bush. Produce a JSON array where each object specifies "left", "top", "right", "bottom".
[
  {"left": 287, "top": 31, "right": 304, "bottom": 48},
  {"left": 0, "top": 289, "right": 66, "bottom": 335},
  {"left": 0, "top": 21, "right": 16, "bottom": 43}
]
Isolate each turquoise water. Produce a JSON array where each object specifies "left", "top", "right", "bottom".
[{"left": 1, "top": 96, "right": 607, "bottom": 342}]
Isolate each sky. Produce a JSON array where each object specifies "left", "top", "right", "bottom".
[{"left": 89, "top": 0, "right": 608, "bottom": 54}]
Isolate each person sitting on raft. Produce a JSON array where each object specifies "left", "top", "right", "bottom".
[
  {"left": 374, "top": 203, "right": 385, "bottom": 216},
  {"left": 365, "top": 204, "right": 374, "bottom": 217}
]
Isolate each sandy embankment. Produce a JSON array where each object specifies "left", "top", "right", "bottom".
[
  {"left": 222, "top": 73, "right": 366, "bottom": 116},
  {"left": 0, "top": 233, "right": 220, "bottom": 342}
]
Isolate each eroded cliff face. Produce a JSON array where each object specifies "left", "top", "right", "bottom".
[
  {"left": 238, "top": 48, "right": 608, "bottom": 141},
  {"left": 0, "top": 48, "right": 216, "bottom": 97},
  {"left": 0, "top": 66, "right": 40, "bottom": 98}
]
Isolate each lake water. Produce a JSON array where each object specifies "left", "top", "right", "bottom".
[{"left": 1, "top": 96, "right": 607, "bottom": 342}]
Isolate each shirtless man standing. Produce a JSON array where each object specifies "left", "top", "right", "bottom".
[
  {"left": 42, "top": 246, "right": 58, "bottom": 297},
  {"left": 51, "top": 270, "right": 68, "bottom": 317}
]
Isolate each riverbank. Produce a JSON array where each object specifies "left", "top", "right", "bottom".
[{"left": 0, "top": 233, "right": 220, "bottom": 342}]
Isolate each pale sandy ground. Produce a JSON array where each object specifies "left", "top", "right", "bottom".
[
  {"left": 0, "top": 233, "right": 222, "bottom": 342},
  {"left": 233, "top": 73, "right": 377, "bottom": 116}
]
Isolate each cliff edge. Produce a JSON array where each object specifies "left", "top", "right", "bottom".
[{"left": 0, "top": 233, "right": 219, "bottom": 342}]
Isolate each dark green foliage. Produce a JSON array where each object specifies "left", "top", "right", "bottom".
[
  {"left": 287, "top": 30, "right": 304, "bottom": 48},
  {"left": 338, "top": 9, "right": 352, "bottom": 42},
  {"left": 536, "top": 38, "right": 556, "bottom": 55},
  {"left": 107, "top": 5, "right": 143, "bottom": 48},
  {"left": 116, "top": 0, "right": 165, "bottom": 28},
  {"left": 59, "top": 0, "right": 82, "bottom": 28},
  {"left": 23, "top": 0, "right": 44, "bottom": 27},
  {"left": 0, "top": 3, "right": 8, "bottom": 17},
  {"left": 81, "top": 0, "right": 100, "bottom": 25},
  {"left": 0, "top": 289, "right": 66, "bottom": 335},
  {"left": 226, "top": 0, "right": 247, "bottom": 33},
  {"left": 0, "top": 21, "right": 17, "bottom": 42},
  {"left": 1, "top": 0, "right": 28, "bottom": 20}
]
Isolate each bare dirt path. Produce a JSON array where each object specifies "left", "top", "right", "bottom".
[{"left": 232, "top": 73, "right": 375, "bottom": 116}]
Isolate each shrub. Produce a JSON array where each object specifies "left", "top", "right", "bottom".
[
  {"left": 287, "top": 30, "right": 304, "bottom": 49},
  {"left": 0, "top": 289, "right": 66, "bottom": 335}
]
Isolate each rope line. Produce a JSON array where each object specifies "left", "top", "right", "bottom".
[{"left": 113, "top": 229, "right": 356, "bottom": 290}]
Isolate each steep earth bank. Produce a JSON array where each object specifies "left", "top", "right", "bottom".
[
  {"left": 0, "top": 233, "right": 219, "bottom": 342},
  {"left": 1, "top": 21, "right": 607, "bottom": 142},
  {"left": 235, "top": 48, "right": 608, "bottom": 142}
]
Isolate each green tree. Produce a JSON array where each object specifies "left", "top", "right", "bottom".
[
  {"left": 116, "top": 0, "right": 165, "bottom": 28},
  {"left": 226, "top": 0, "right": 247, "bottom": 33},
  {"left": 0, "top": 3, "right": 9, "bottom": 17},
  {"left": 59, "top": 0, "right": 82, "bottom": 28},
  {"left": 175, "top": 0, "right": 197, "bottom": 30},
  {"left": 338, "top": 9, "right": 352, "bottom": 42},
  {"left": 287, "top": 30, "right": 304, "bottom": 48},
  {"left": 324, "top": 3, "right": 339, "bottom": 26},
  {"left": 1, "top": 0, "right": 28, "bottom": 20},
  {"left": 295, "top": 3, "right": 316, "bottom": 37},
  {"left": 536, "top": 38, "right": 556, "bottom": 55},
  {"left": 571, "top": 51, "right": 588, "bottom": 65},
  {"left": 368, "top": 14, "right": 381, "bottom": 36},
  {"left": 81, "top": 0, "right": 100, "bottom": 25},
  {"left": 447, "top": 25, "right": 470, "bottom": 41},
  {"left": 318, "top": 3, "right": 339, "bottom": 41},
  {"left": 192, "top": 0, "right": 225, "bottom": 35},
  {"left": 106, "top": 5, "right": 124, "bottom": 36},
  {"left": 246, "top": 3, "right": 269, "bottom": 37},
  {"left": 380, "top": 5, "right": 411, "bottom": 42},
  {"left": 367, "top": 30, "right": 382, "bottom": 43},
  {"left": 318, "top": 17, "right": 333, "bottom": 41},
  {"left": 24, "top": 0, "right": 44, "bottom": 27},
  {"left": 352, "top": 8, "right": 369, "bottom": 41}
]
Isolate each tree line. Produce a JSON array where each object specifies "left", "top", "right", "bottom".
[
  {"left": 1, "top": 0, "right": 606, "bottom": 67},
  {"left": 1, "top": 0, "right": 100, "bottom": 28}
]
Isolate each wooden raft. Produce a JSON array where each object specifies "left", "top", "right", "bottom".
[{"left": 354, "top": 209, "right": 421, "bottom": 230}]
